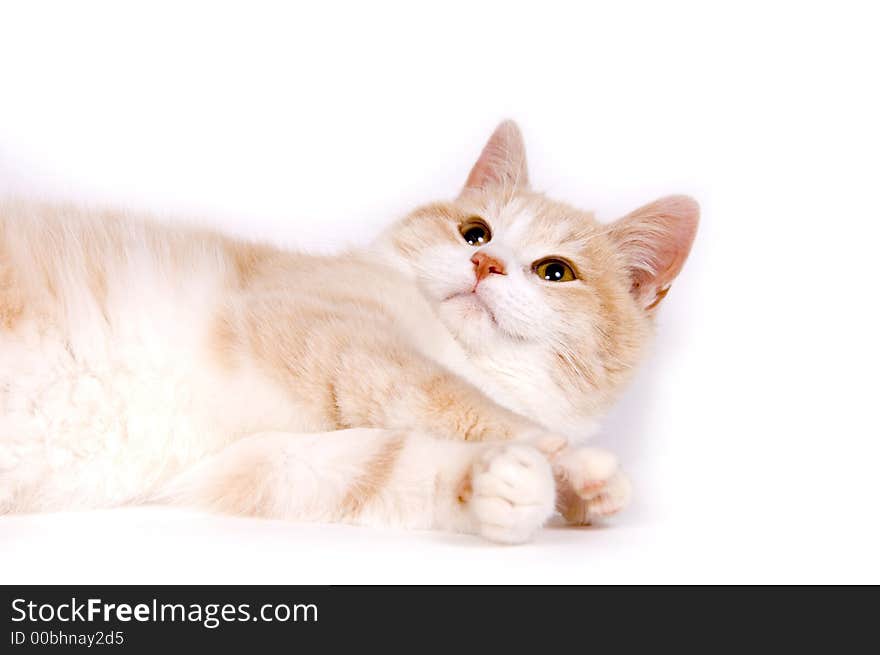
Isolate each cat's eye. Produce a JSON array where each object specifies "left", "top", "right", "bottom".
[
  {"left": 533, "top": 258, "right": 577, "bottom": 282},
  {"left": 459, "top": 218, "right": 492, "bottom": 246}
]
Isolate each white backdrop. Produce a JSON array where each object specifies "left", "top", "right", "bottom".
[{"left": 1, "top": 1, "right": 877, "bottom": 583}]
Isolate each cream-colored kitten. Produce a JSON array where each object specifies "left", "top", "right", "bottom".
[{"left": 0, "top": 121, "right": 697, "bottom": 543}]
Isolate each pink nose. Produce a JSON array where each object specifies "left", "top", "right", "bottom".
[{"left": 471, "top": 251, "right": 507, "bottom": 285}]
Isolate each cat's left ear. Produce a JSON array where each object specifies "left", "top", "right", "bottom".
[
  {"left": 609, "top": 195, "right": 699, "bottom": 311},
  {"left": 461, "top": 120, "right": 529, "bottom": 195}
]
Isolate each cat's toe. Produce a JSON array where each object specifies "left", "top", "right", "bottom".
[
  {"left": 469, "top": 444, "right": 555, "bottom": 544},
  {"left": 555, "top": 447, "right": 618, "bottom": 497},
  {"left": 553, "top": 447, "right": 631, "bottom": 524},
  {"left": 585, "top": 472, "right": 632, "bottom": 517}
]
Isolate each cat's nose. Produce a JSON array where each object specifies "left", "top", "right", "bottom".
[{"left": 471, "top": 251, "right": 507, "bottom": 285}]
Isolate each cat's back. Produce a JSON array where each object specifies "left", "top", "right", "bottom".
[{"left": 1, "top": 199, "right": 241, "bottom": 334}]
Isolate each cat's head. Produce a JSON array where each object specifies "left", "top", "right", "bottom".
[{"left": 383, "top": 121, "right": 698, "bottom": 435}]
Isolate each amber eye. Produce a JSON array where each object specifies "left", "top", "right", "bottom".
[
  {"left": 534, "top": 258, "right": 577, "bottom": 282},
  {"left": 459, "top": 218, "right": 491, "bottom": 246}
]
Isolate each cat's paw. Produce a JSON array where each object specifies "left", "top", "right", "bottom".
[
  {"left": 468, "top": 444, "right": 556, "bottom": 544},
  {"left": 553, "top": 447, "right": 632, "bottom": 525}
]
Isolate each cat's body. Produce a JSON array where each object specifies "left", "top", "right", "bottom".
[{"left": 0, "top": 122, "right": 697, "bottom": 542}]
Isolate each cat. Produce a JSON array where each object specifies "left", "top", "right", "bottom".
[{"left": 0, "top": 121, "right": 698, "bottom": 543}]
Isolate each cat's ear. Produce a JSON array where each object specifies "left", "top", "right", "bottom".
[
  {"left": 461, "top": 120, "right": 529, "bottom": 194},
  {"left": 609, "top": 195, "right": 699, "bottom": 311}
]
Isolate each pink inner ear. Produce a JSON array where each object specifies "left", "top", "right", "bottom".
[
  {"left": 463, "top": 120, "right": 529, "bottom": 192},
  {"left": 612, "top": 195, "right": 699, "bottom": 309}
]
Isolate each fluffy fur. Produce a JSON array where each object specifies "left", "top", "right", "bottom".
[{"left": 0, "top": 121, "right": 697, "bottom": 543}]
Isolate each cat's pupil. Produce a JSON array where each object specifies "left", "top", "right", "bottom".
[
  {"left": 463, "top": 227, "right": 487, "bottom": 246},
  {"left": 544, "top": 263, "right": 565, "bottom": 280}
]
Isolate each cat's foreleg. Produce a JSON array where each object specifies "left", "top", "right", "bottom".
[
  {"left": 331, "top": 348, "right": 553, "bottom": 443},
  {"left": 154, "top": 429, "right": 556, "bottom": 544},
  {"left": 332, "top": 352, "right": 631, "bottom": 524}
]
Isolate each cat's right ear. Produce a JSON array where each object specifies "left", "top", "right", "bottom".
[{"left": 460, "top": 120, "right": 529, "bottom": 195}]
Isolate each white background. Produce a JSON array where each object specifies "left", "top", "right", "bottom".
[{"left": 1, "top": 1, "right": 878, "bottom": 583}]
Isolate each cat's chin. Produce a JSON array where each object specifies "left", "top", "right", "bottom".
[
  {"left": 442, "top": 291, "right": 499, "bottom": 326},
  {"left": 438, "top": 291, "right": 532, "bottom": 346}
]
